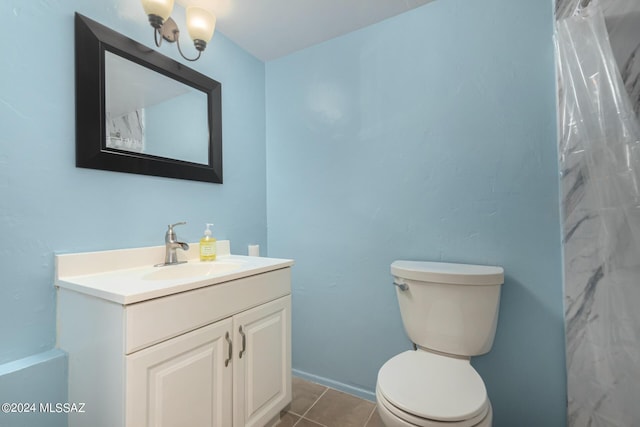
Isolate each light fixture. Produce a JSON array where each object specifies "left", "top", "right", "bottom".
[{"left": 141, "top": 0, "right": 216, "bottom": 62}]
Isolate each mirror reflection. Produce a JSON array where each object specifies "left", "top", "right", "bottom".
[{"left": 104, "top": 51, "right": 209, "bottom": 165}]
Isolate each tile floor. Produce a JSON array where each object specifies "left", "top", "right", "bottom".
[{"left": 278, "top": 377, "right": 383, "bottom": 427}]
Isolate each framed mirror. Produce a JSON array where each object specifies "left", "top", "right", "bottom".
[{"left": 75, "top": 13, "right": 222, "bottom": 183}]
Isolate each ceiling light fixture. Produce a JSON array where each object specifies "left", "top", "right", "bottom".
[{"left": 141, "top": 0, "right": 216, "bottom": 62}]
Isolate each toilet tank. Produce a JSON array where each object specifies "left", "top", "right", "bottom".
[{"left": 391, "top": 260, "right": 504, "bottom": 357}]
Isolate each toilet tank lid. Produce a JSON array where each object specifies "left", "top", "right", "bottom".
[{"left": 391, "top": 260, "right": 504, "bottom": 285}]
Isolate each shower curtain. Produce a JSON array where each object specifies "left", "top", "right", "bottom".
[{"left": 555, "top": 0, "right": 640, "bottom": 425}]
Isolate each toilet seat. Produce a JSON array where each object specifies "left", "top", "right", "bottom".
[
  {"left": 376, "top": 350, "right": 489, "bottom": 426},
  {"left": 376, "top": 386, "right": 490, "bottom": 427}
]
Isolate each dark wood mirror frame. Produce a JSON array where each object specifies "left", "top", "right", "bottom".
[{"left": 75, "top": 13, "right": 223, "bottom": 183}]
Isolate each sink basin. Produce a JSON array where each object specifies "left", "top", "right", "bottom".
[{"left": 143, "top": 261, "right": 243, "bottom": 281}]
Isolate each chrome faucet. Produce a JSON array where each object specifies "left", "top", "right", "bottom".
[{"left": 158, "top": 222, "right": 190, "bottom": 266}]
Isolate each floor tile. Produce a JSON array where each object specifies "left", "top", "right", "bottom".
[
  {"left": 304, "top": 388, "right": 375, "bottom": 427},
  {"left": 365, "top": 407, "right": 384, "bottom": 427},
  {"left": 277, "top": 412, "right": 300, "bottom": 427},
  {"left": 295, "top": 418, "right": 326, "bottom": 427},
  {"left": 290, "top": 377, "right": 328, "bottom": 416}
]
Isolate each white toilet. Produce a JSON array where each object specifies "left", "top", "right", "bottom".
[{"left": 376, "top": 260, "right": 504, "bottom": 427}]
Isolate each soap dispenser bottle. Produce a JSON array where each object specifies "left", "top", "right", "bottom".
[{"left": 200, "top": 223, "right": 216, "bottom": 261}]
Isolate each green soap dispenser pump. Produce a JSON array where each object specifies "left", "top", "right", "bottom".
[{"left": 200, "top": 223, "right": 216, "bottom": 261}]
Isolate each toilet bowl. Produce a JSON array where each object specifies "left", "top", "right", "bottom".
[{"left": 376, "top": 260, "right": 504, "bottom": 427}]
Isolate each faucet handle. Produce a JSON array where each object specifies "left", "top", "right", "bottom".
[
  {"left": 169, "top": 221, "right": 187, "bottom": 230},
  {"left": 166, "top": 222, "right": 187, "bottom": 243}
]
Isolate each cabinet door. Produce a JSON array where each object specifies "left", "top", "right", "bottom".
[
  {"left": 233, "top": 296, "right": 291, "bottom": 427},
  {"left": 126, "top": 318, "right": 233, "bottom": 427}
]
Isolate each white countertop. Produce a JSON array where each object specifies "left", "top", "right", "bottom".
[{"left": 55, "top": 244, "right": 293, "bottom": 305}]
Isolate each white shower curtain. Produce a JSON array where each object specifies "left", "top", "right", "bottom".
[{"left": 556, "top": 1, "right": 640, "bottom": 425}]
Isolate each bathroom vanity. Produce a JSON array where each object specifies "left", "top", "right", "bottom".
[{"left": 55, "top": 244, "right": 293, "bottom": 427}]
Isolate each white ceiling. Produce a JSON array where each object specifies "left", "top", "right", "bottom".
[{"left": 176, "top": 0, "right": 433, "bottom": 61}]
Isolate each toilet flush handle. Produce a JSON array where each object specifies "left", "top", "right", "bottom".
[{"left": 394, "top": 281, "right": 408, "bottom": 291}]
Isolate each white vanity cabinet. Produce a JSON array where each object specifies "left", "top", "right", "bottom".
[
  {"left": 56, "top": 250, "right": 293, "bottom": 427},
  {"left": 232, "top": 296, "right": 290, "bottom": 427},
  {"left": 127, "top": 317, "right": 234, "bottom": 426},
  {"left": 126, "top": 296, "right": 291, "bottom": 427}
]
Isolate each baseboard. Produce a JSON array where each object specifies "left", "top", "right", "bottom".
[{"left": 292, "top": 368, "right": 376, "bottom": 402}]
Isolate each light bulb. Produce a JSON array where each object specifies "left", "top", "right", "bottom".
[
  {"left": 141, "top": 0, "right": 174, "bottom": 21},
  {"left": 186, "top": 7, "right": 216, "bottom": 44}
]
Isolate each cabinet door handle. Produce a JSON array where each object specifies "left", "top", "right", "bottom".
[
  {"left": 239, "top": 326, "right": 246, "bottom": 359},
  {"left": 225, "top": 331, "right": 232, "bottom": 367}
]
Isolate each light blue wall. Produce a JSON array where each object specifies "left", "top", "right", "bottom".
[
  {"left": 266, "top": 0, "right": 565, "bottom": 426},
  {"left": 0, "top": 350, "right": 68, "bottom": 427},
  {"left": 1, "top": 0, "right": 266, "bottom": 421}
]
